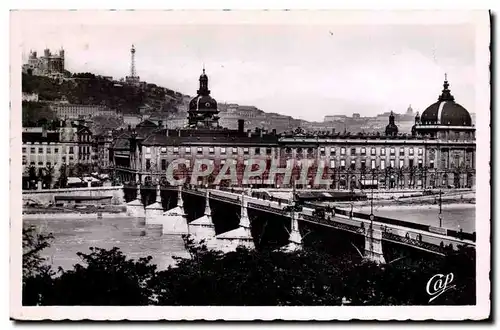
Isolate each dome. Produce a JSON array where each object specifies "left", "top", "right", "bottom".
[
  {"left": 420, "top": 77, "right": 472, "bottom": 126},
  {"left": 189, "top": 94, "right": 218, "bottom": 112},
  {"left": 384, "top": 111, "right": 398, "bottom": 136},
  {"left": 188, "top": 68, "right": 218, "bottom": 112}
]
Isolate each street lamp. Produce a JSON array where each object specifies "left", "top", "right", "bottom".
[{"left": 438, "top": 189, "right": 443, "bottom": 227}]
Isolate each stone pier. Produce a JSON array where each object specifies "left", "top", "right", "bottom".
[
  {"left": 145, "top": 184, "right": 163, "bottom": 219},
  {"left": 188, "top": 189, "right": 217, "bottom": 248},
  {"left": 126, "top": 184, "right": 145, "bottom": 218},
  {"left": 364, "top": 225, "right": 386, "bottom": 264},
  {"left": 216, "top": 192, "right": 255, "bottom": 252},
  {"left": 147, "top": 185, "right": 189, "bottom": 236},
  {"left": 282, "top": 204, "right": 303, "bottom": 252}
]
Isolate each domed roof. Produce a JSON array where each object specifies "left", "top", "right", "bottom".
[
  {"left": 189, "top": 94, "right": 218, "bottom": 112},
  {"left": 188, "top": 68, "right": 218, "bottom": 112},
  {"left": 420, "top": 76, "right": 472, "bottom": 126},
  {"left": 385, "top": 111, "right": 398, "bottom": 136}
]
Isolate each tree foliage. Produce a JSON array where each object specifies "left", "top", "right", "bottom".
[
  {"left": 22, "top": 101, "right": 57, "bottom": 127},
  {"left": 22, "top": 226, "right": 55, "bottom": 305},
  {"left": 22, "top": 231, "right": 476, "bottom": 306},
  {"left": 22, "top": 73, "right": 184, "bottom": 114}
]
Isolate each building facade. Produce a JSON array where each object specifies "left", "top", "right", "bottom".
[
  {"left": 22, "top": 122, "right": 97, "bottom": 188},
  {"left": 50, "top": 103, "right": 116, "bottom": 120},
  {"left": 110, "top": 72, "right": 476, "bottom": 190},
  {"left": 23, "top": 48, "right": 65, "bottom": 78}
]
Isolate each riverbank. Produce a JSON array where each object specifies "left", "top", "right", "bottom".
[
  {"left": 23, "top": 212, "right": 129, "bottom": 220},
  {"left": 340, "top": 202, "right": 476, "bottom": 212}
]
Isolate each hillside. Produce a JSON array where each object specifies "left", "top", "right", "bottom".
[
  {"left": 22, "top": 73, "right": 183, "bottom": 114},
  {"left": 22, "top": 72, "right": 311, "bottom": 133}
]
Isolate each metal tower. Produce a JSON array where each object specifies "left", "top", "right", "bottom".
[
  {"left": 126, "top": 44, "right": 140, "bottom": 85},
  {"left": 130, "top": 44, "right": 137, "bottom": 78}
]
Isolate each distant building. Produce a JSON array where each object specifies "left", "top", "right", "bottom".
[
  {"left": 23, "top": 48, "right": 65, "bottom": 78},
  {"left": 352, "top": 113, "right": 361, "bottom": 119},
  {"left": 50, "top": 103, "right": 116, "bottom": 120},
  {"left": 122, "top": 114, "right": 143, "bottom": 128},
  {"left": 324, "top": 115, "right": 347, "bottom": 123}
]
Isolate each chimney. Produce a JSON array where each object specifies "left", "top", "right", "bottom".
[
  {"left": 158, "top": 120, "right": 163, "bottom": 128},
  {"left": 238, "top": 119, "right": 244, "bottom": 134},
  {"left": 166, "top": 129, "right": 169, "bottom": 137},
  {"left": 42, "top": 126, "right": 47, "bottom": 138},
  {"left": 272, "top": 129, "right": 276, "bottom": 135},
  {"left": 260, "top": 129, "right": 264, "bottom": 138},
  {"left": 247, "top": 129, "right": 251, "bottom": 138},
  {"left": 128, "top": 125, "right": 131, "bottom": 131}
]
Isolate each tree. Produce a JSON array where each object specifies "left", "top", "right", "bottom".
[
  {"left": 25, "top": 164, "right": 39, "bottom": 189},
  {"left": 22, "top": 101, "right": 57, "bottom": 127},
  {"left": 21, "top": 229, "right": 476, "bottom": 306},
  {"left": 41, "top": 164, "right": 55, "bottom": 189},
  {"left": 22, "top": 226, "right": 55, "bottom": 305},
  {"left": 57, "top": 164, "right": 68, "bottom": 188},
  {"left": 43, "top": 247, "right": 158, "bottom": 305}
]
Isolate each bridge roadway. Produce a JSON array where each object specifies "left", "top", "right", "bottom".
[{"left": 169, "top": 187, "right": 475, "bottom": 256}]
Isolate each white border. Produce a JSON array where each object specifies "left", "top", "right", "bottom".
[{"left": 8, "top": 9, "right": 491, "bottom": 321}]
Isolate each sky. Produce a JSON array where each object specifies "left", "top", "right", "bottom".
[{"left": 13, "top": 11, "right": 479, "bottom": 122}]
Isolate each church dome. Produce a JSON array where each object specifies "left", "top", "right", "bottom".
[
  {"left": 385, "top": 111, "right": 398, "bottom": 136},
  {"left": 188, "top": 68, "right": 218, "bottom": 112},
  {"left": 420, "top": 76, "right": 472, "bottom": 126},
  {"left": 189, "top": 94, "right": 218, "bottom": 112}
]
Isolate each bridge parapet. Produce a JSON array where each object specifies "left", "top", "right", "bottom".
[
  {"left": 382, "top": 231, "right": 448, "bottom": 255},
  {"left": 300, "top": 213, "right": 364, "bottom": 234},
  {"left": 170, "top": 187, "right": 475, "bottom": 256},
  {"left": 248, "top": 202, "right": 288, "bottom": 216}
]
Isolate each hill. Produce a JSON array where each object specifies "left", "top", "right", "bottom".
[
  {"left": 22, "top": 72, "right": 312, "bottom": 132},
  {"left": 22, "top": 73, "right": 183, "bottom": 114}
]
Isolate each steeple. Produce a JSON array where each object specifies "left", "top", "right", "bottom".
[
  {"left": 389, "top": 111, "right": 395, "bottom": 125},
  {"left": 385, "top": 111, "right": 399, "bottom": 136},
  {"left": 197, "top": 66, "right": 210, "bottom": 96},
  {"left": 438, "top": 73, "right": 455, "bottom": 102}
]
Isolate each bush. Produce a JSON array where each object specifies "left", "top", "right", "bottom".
[{"left": 22, "top": 230, "right": 476, "bottom": 306}]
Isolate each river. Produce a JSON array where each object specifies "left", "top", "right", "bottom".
[
  {"left": 343, "top": 203, "right": 476, "bottom": 233},
  {"left": 23, "top": 217, "right": 190, "bottom": 272}
]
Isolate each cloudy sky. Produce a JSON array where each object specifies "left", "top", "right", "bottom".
[{"left": 13, "top": 11, "right": 480, "bottom": 121}]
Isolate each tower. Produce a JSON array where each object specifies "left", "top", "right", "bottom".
[
  {"left": 126, "top": 44, "right": 140, "bottom": 85},
  {"left": 187, "top": 67, "right": 220, "bottom": 128},
  {"left": 130, "top": 44, "right": 136, "bottom": 78}
]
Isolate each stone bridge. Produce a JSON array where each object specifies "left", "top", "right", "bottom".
[{"left": 125, "top": 185, "right": 476, "bottom": 263}]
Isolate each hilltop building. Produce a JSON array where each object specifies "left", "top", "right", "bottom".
[{"left": 23, "top": 48, "right": 65, "bottom": 78}]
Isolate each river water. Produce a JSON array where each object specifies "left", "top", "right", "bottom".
[
  {"left": 23, "top": 217, "right": 190, "bottom": 272},
  {"left": 23, "top": 203, "right": 476, "bottom": 271},
  {"left": 345, "top": 204, "right": 476, "bottom": 233}
]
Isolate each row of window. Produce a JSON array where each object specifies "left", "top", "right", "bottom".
[
  {"left": 146, "top": 158, "right": 434, "bottom": 172},
  {"left": 286, "top": 146, "right": 425, "bottom": 156},
  {"left": 22, "top": 146, "right": 75, "bottom": 154},
  {"left": 329, "top": 158, "right": 431, "bottom": 170},
  {"left": 144, "top": 146, "right": 426, "bottom": 156},
  {"left": 22, "top": 159, "right": 72, "bottom": 166},
  {"left": 147, "top": 146, "right": 275, "bottom": 155}
]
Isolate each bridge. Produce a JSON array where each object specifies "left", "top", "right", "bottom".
[{"left": 144, "top": 185, "right": 475, "bottom": 259}]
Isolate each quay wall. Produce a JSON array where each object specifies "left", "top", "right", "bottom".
[{"left": 22, "top": 186, "right": 126, "bottom": 205}]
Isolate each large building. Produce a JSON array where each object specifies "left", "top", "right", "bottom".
[
  {"left": 50, "top": 103, "right": 117, "bottom": 120},
  {"left": 22, "top": 122, "right": 96, "bottom": 188},
  {"left": 23, "top": 48, "right": 65, "bottom": 78},
  {"left": 110, "top": 72, "right": 476, "bottom": 190}
]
